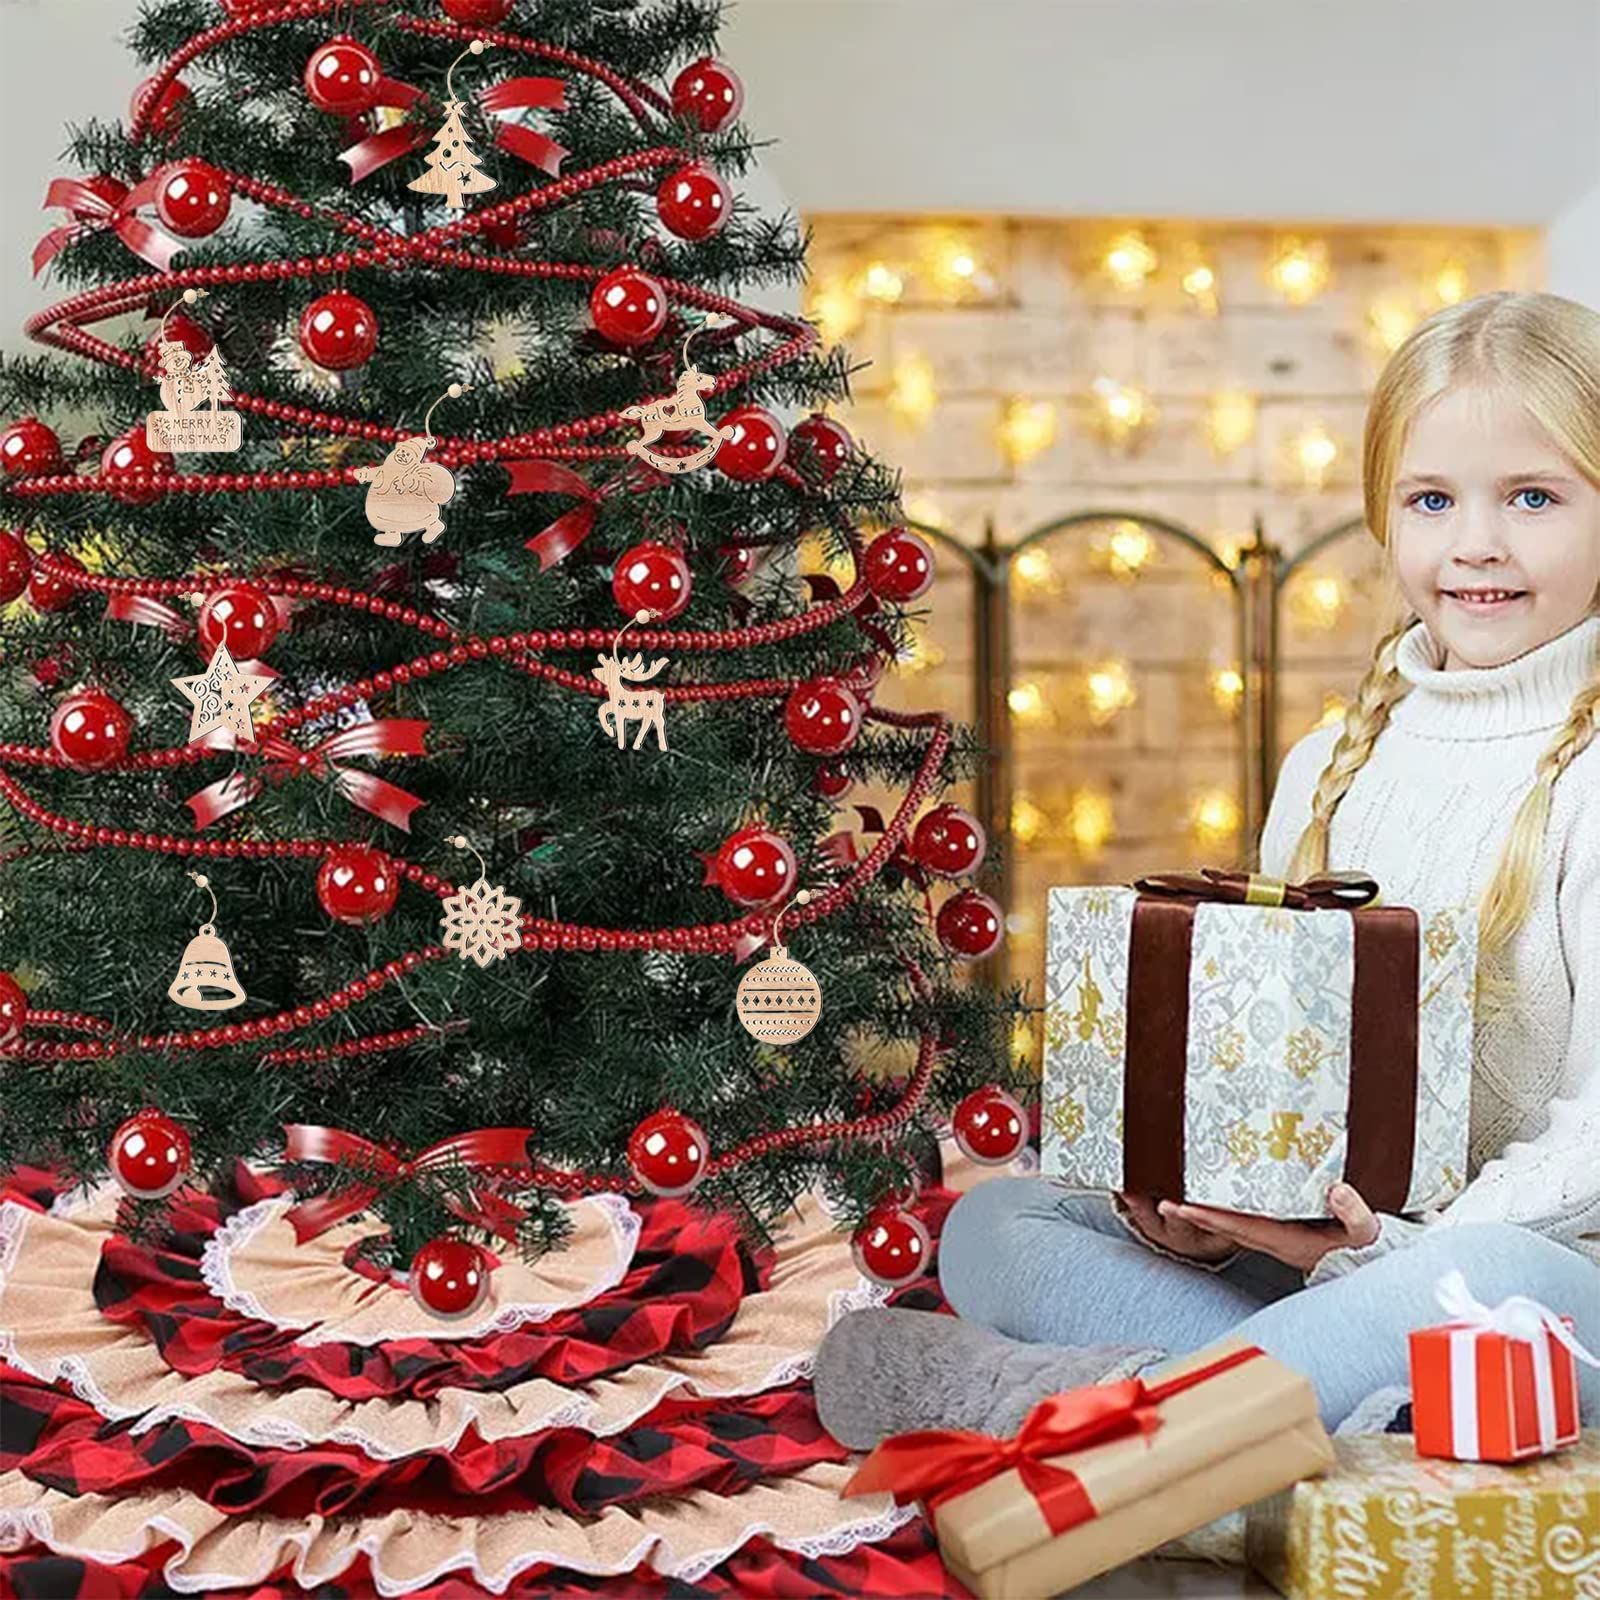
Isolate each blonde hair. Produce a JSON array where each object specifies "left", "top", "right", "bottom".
[{"left": 1284, "top": 291, "right": 1600, "bottom": 996}]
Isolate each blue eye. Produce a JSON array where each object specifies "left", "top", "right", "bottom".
[
  {"left": 1411, "top": 490, "right": 1451, "bottom": 513},
  {"left": 1513, "top": 487, "right": 1555, "bottom": 510}
]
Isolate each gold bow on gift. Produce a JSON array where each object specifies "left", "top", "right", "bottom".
[{"left": 1131, "top": 866, "right": 1379, "bottom": 910}]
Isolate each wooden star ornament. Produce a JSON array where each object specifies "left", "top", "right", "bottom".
[{"left": 172, "top": 642, "right": 272, "bottom": 745}]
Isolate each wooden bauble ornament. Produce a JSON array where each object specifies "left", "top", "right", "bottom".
[
  {"left": 736, "top": 889, "right": 821, "bottom": 1044},
  {"left": 169, "top": 871, "right": 246, "bottom": 1011},
  {"left": 146, "top": 290, "right": 241, "bottom": 453},
  {"left": 621, "top": 315, "right": 738, "bottom": 474},
  {"left": 408, "top": 41, "right": 496, "bottom": 210},
  {"left": 354, "top": 383, "right": 465, "bottom": 547},
  {"left": 595, "top": 609, "right": 670, "bottom": 752}
]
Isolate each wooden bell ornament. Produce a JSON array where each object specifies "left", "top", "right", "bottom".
[
  {"left": 594, "top": 608, "right": 670, "bottom": 752},
  {"left": 354, "top": 383, "right": 467, "bottom": 547},
  {"left": 622, "top": 314, "right": 738, "bottom": 474},
  {"left": 736, "top": 888, "right": 822, "bottom": 1044},
  {"left": 169, "top": 871, "right": 246, "bottom": 1011},
  {"left": 146, "top": 289, "right": 241, "bottom": 453}
]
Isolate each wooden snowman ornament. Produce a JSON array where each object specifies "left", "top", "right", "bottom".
[{"left": 354, "top": 384, "right": 465, "bottom": 547}]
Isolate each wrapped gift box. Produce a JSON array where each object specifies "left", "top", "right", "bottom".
[
  {"left": 843, "top": 1339, "right": 1334, "bottom": 1600},
  {"left": 1042, "top": 868, "right": 1476, "bottom": 1219},
  {"left": 1246, "top": 1432, "right": 1600, "bottom": 1599}
]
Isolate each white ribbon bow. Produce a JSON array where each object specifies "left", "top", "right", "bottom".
[{"left": 1433, "top": 1269, "right": 1599, "bottom": 1456}]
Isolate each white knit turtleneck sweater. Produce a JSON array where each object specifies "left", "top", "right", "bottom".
[{"left": 1256, "top": 612, "right": 1600, "bottom": 1278}]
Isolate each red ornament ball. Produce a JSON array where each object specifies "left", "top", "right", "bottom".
[
  {"left": 1, "top": 417, "right": 63, "bottom": 480},
  {"left": 0, "top": 530, "right": 32, "bottom": 605},
  {"left": 627, "top": 1109, "right": 709, "bottom": 1197},
  {"left": 851, "top": 1206, "right": 930, "bottom": 1288},
  {"left": 409, "top": 1236, "right": 491, "bottom": 1318},
  {"left": 936, "top": 889, "right": 1005, "bottom": 961},
  {"left": 145, "top": 311, "right": 212, "bottom": 367},
  {"left": 28, "top": 552, "right": 84, "bottom": 614},
  {"left": 316, "top": 845, "right": 400, "bottom": 925},
  {"left": 303, "top": 38, "right": 382, "bottom": 114},
  {"left": 952, "top": 1085, "right": 1027, "bottom": 1167},
  {"left": 0, "top": 972, "right": 26, "bottom": 1052},
  {"left": 670, "top": 57, "right": 745, "bottom": 134},
  {"left": 589, "top": 268, "right": 667, "bottom": 348},
  {"left": 714, "top": 405, "right": 787, "bottom": 483},
  {"left": 911, "top": 803, "right": 987, "bottom": 879},
  {"left": 101, "top": 430, "right": 173, "bottom": 506},
  {"left": 612, "top": 541, "right": 691, "bottom": 622},
  {"left": 784, "top": 678, "right": 862, "bottom": 757},
  {"left": 712, "top": 824, "right": 795, "bottom": 909},
  {"left": 50, "top": 690, "right": 133, "bottom": 770},
  {"left": 298, "top": 290, "right": 378, "bottom": 371},
  {"left": 791, "top": 413, "right": 853, "bottom": 483},
  {"left": 813, "top": 761, "right": 853, "bottom": 800},
  {"left": 864, "top": 526, "right": 935, "bottom": 602},
  {"left": 718, "top": 543, "right": 760, "bottom": 586},
  {"left": 154, "top": 159, "right": 232, "bottom": 239},
  {"left": 109, "top": 1109, "right": 191, "bottom": 1200},
  {"left": 131, "top": 76, "right": 192, "bottom": 139},
  {"left": 440, "top": 0, "right": 513, "bottom": 20},
  {"left": 656, "top": 163, "right": 730, "bottom": 241},
  {"left": 198, "top": 584, "right": 280, "bottom": 661}
]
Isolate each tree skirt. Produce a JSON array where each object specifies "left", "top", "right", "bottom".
[{"left": 0, "top": 1160, "right": 967, "bottom": 1598}]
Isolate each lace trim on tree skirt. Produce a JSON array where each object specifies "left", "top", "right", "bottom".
[{"left": 0, "top": 1466, "right": 917, "bottom": 1594}]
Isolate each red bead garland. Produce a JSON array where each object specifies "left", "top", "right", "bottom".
[
  {"left": 936, "top": 888, "right": 1004, "bottom": 960},
  {"left": 589, "top": 267, "right": 667, "bottom": 347},
  {"left": 714, "top": 405, "right": 787, "bottom": 482},
  {"left": 910, "top": 803, "right": 986, "bottom": 879},
  {"left": 612, "top": 541, "right": 690, "bottom": 622},
  {"left": 303, "top": 38, "right": 382, "bottom": 114},
  {"left": 627, "top": 1109, "right": 709, "bottom": 1196},
  {"left": 0, "top": 531, "right": 32, "bottom": 605},
  {"left": 154, "top": 159, "right": 233, "bottom": 239},
  {"left": 298, "top": 290, "right": 378, "bottom": 371},
  {"left": 784, "top": 678, "right": 862, "bottom": 757},
  {"left": 0, "top": 971, "right": 26, "bottom": 1051},
  {"left": 101, "top": 430, "right": 173, "bottom": 506},
  {"left": 670, "top": 58, "right": 744, "bottom": 134},
  {"left": 851, "top": 1205, "right": 930, "bottom": 1287},
  {"left": 197, "top": 583, "right": 280, "bottom": 660},
  {"left": 656, "top": 163, "right": 730, "bottom": 241},
  {"left": 49, "top": 690, "right": 134, "bottom": 771},
  {"left": 109, "top": 1109, "right": 192, "bottom": 1200},
  {"left": 27, "top": 552, "right": 84, "bottom": 614},
  {"left": 951, "top": 1084, "right": 1027, "bottom": 1166},
  {"left": 409, "top": 1235, "right": 491, "bottom": 1318},
  {"left": 316, "top": 845, "right": 400, "bottom": 925},
  {"left": 1, "top": 418, "right": 63, "bottom": 480}
]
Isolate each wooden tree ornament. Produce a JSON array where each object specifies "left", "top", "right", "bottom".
[
  {"left": 146, "top": 289, "right": 241, "bottom": 453},
  {"left": 353, "top": 383, "right": 468, "bottom": 547},
  {"left": 409, "top": 41, "right": 496, "bottom": 210}
]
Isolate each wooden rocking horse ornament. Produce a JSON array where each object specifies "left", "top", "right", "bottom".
[
  {"left": 621, "top": 314, "right": 738, "bottom": 475},
  {"left": 595, "top": 608, "right": 671, "bottom": 752}
]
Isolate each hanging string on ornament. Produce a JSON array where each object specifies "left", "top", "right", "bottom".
[
  {"left": 440, "top": 835, "right": 524, "bottom": 967},
  {"left": 168, "top": 871, "right": 246, "bottom": 1011},
  {"left": 408, "top": 40, "right": 497, "bottom": 210},
  {"left": 145, "top": 289, "right": 240, "bottom": 453},
  {"left": 171, "top": 641, "right": 272, "bottom": 745},
  {"left": 594, "top": 608, "right": 670, "bottom": 752},
  {"left": 621, "top": 313, "right": 738, "bottom": 474},
  {"left": 736, "top": 887, "right": 822, "bottom": 1044},
  {"left": 354, "top": 383, "right": 466, "bottom": 547}
]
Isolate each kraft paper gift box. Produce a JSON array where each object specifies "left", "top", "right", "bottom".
[
  {"left": 841, "top": 1339, "right": 1335, "bottom": 1600},
  {"left": 1042, "top": 868, "right": 1477, "bottom": 1219},
  {"left": 1246, "top": 1432, "right": 1600, "bottom": 1600}
]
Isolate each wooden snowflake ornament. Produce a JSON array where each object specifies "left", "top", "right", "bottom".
[{"left": 441, "top": 836, "right": 523, "bottom": 967}]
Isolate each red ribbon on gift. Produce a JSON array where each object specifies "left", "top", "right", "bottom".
[
  {"left": 340, "top": 77, "right": 569, "bottom": 184},
  {"left": 282, "top": 1123, "right": 536, "bottom": 1244},
  {"left": 505, "top": 456, "right": 666, "bottom": 571},
  {"left": 184, "top": 719, "right": 429, "bottom": 831},
  {"left": 843, "top": 1344, "right": 1265, "bottom": 1536},
  {"left": 35, "top": 175, "right": 181, "bottom": 276}
]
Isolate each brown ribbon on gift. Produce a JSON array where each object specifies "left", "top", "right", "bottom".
[{"left": 1123, "top": 868, "right": 1420, "bottom": 1212}]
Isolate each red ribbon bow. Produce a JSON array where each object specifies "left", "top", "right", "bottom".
[
  {"left": 183, "top": 718, "right": 430, "bottom": 831},
  {"left": 282, "top": 1124, "right": 536, "bottom": 1243},
  {"left": 504, "top": 456, "right": 666, "bottom": 571},
  {"left": 35, "top": 175, "right": 181, "bottom": 277},
  {"left": 340, "top": 77, "right": 570, "bottom": 185},
  {"left": 843, "top": 1345, "right": 1264, "bottom": 1536}
]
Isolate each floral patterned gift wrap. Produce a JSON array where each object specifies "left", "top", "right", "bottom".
[
  {"left": 1042, "top": 869, "right": 1476, "bottom": 1219},
  {"left": 1245, "top": 1432, "right": 1600, "bottom": 1599}
]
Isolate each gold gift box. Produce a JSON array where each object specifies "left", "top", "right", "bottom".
[
  {"left": 1246, "top": 1431, "right": 1600, "bottom": 1599},
  {"left": 934, "top": 1339, "right": 1334, "bottom": 1600}
]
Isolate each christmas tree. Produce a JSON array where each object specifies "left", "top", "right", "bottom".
[{"left": 0, "top": 0, "right": 1025, "bottom": 1298}]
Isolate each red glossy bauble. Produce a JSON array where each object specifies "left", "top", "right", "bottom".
[
  {"left": 784, "top": 678, "right": 862, "bottom": 756},
  {"left": 316, "top": 845, "right": 400, "bottom": 925},
  {"left": 27, "top": 552, "right": 85, "bottom": 614},
  {"left": 440, "top": 0, "right": 513, "bottom": 21},
  {"left": 813, "top": 761, "right": 853, "bottom": 800},
  {"left": 713, "top": 824, "right": 795, "bottom": 909},
  {"left": 131, "top": 76, "right": 192, "bottom": 139},
  {"left": 791, "top": 413, "right": 853, "bottom": 483},
  {"left": 952, "top": 1085, "right": 1027, "bottom": 1167},
  {"left": 714, "top": 405, "right": 787, "bottom": 483},
  {"left": 198, "top": 584, "right": 280, "bottom": 660},
  {"left": 109, "top": 1109, "right": 191, "bottom": 1200},
  {"left": 851, "top": 1206, "right": 931, "bottom": 1288},
  {"left": 50, "top": 690, "right": 134, "bottom": 770},
  {"left": 0, "top": 972, "right": 26, "bottom": 1052},
  {"left": 670, "top": 57, "right": 744, "bottom": 133},
  {"left": 936, "top": 889, "right": 1005, "bottom": 961},
  {"left": 612, "top": 541, "right": 691, "bottom": 623},
  {"left": 101, "top": 430, "right": 173, "bottom": 505},
  {"left": 145, "top": 312, "right": 213, "bottom": 368},
  {"left": 656, "top": 163, "right": 730, "bottom": 241},
  {"left": 1, "top": 417, "right": 63, "bottom": 480},
  {"left": 589, "top": 268, "right": 667, "bottom": 347},
  {"left": 409, "top": 1236, "right": 491, "bottom": 1318},
  {"left": 911, "top": 803, "right": 987, "bottom": 879},
  {"left": 303, "top": 38, "right": 382, "bottom": 113},
  {"left": 298, "top": 290, "right": 379, "bottom": 371},
  {"left": 154, "top": 160, "right": 232, "bottom": 239},
  {"left": 627, "top": 1109, "right": 709, "bottom": 1197},
  {"left": 718, "top": 543, "right": 760, "bottom": 585},
  {"left": 864, "top": 526, "right": 935, "bottom": 602},
  {"left": 0, "top": 530, "right": 32, "bottom": 604}
]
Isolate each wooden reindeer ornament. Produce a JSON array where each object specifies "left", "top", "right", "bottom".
[
  {"left": 621, "top": 314, "right": 738, "bottom": 475},
  {"left": 594, "top": 608, "right": 670, "bottom": 752},
  {"left": 353, "top": 383, "right": 467, "bottom": 547}
]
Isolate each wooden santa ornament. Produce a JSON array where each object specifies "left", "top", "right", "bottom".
[
  {"left": 409, "top": 41, "right": 496, "bottom": 210},
  {"left": 146, "top": 290, "right": 241, "bottom": 453},
  {"left": 353, "top": 383, "right": 466, "bottom": 547}
]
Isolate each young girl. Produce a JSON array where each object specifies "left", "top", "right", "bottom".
[{"left": 815, "top": 290, "right": 1600, "bottom": 1447}]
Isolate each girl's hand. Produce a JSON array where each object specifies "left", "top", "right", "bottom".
[
  {"left": 1119, "top": 1192, "right": 1238, "bottom": 1262},
  {"left": 1157, "top": 1183, "right": 1379, "bottom": 1272}
]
